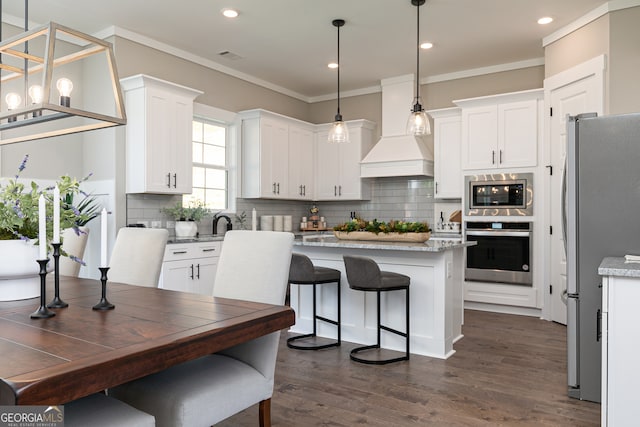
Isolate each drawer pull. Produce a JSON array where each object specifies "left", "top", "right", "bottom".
[
  {"left": 201, "top": 248, "right": 216, "bottom": 252},
  {"left": 172, "top": 251, "right": 188, "bottom": 255}
]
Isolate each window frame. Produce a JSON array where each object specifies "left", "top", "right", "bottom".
[{"left": 190, "top": 103, "right": 238, "bottom": 214}]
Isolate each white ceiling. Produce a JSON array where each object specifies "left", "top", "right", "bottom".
[{"left": 2, "top": 0, "right": 608, "bottom": 100}]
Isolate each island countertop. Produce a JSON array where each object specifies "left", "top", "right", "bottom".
[
  {"left": 599, "top": 257, "right": 640, "bottom": 278},
  {"left": 294, "top": 235, "right": 475, "bottom": 252}
]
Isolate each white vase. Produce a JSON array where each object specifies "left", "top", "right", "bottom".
[
  {"left": 174, "top": 221, "right": 198, "bottom": 237},
  {"left": 0, "top": 239, "right": 41, "bottom": 301}
]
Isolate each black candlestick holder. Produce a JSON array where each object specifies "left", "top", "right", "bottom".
[
  {"left": 31, "top": 259, "right": 56, "bottom": 319},
  {"left": 93, "top": 267, "right": 115, "bottom": 310},
  {"left": 47, "top": 243, "right": 68, "bottom": 308}
]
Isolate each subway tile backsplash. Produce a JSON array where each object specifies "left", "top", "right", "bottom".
[{"left": 127, "top": 176, "right": 436, "bottom": 235}]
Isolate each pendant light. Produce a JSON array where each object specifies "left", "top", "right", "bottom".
[
  {"left": 0, "top": 0, "right": 126, "bottom": 146},
  {"left": 327, "top": 19, "right": 349, "bottom": 143},
  {"left": 406, "top": 0, "right": 431, "bottom": 136}
]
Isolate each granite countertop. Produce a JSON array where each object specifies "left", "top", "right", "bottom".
[
  {"left": 167, "top": 234, "right": 225, "bottom": 244},
  {"left": 599, "top": 257, "right": 640, "bottom": 278},
  {"left": 294, "top": 235, "right": 475, "bottom": 252}
]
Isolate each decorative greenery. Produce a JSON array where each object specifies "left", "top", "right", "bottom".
[
  {"left": 333, "top": 218, "right": 431, "bottom": 234},
  {"left": 63, "top": 192, "right": 101, "bottom": 226},
  {"left": 234, "top": 211, "right": 247, "bottom": 230},
  {"left": 0, "top": 154, "right": 92, "bottom": 258},
  {"left": 161, "top": 199, "right": 210, "bottom": 222}
]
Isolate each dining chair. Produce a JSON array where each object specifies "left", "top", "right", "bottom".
[
  {"left": 108, "top": 227, "right": 168, "bottom": 287},
  {"left": 110, "top": 230, "right": 294, "bottom": 427},
  {"left": 59, "top": 227, "right": 89, "bottom": 277}
]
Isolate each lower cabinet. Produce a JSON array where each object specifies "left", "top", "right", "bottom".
[
  {"left": 159, "top": 241, "right": 222, "bottom": 295},
  {"left": 601, "top": 271, "right": 640, "bottom": 426}
]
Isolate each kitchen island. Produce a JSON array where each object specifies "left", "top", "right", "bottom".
[{"left": 292, "top": 235, "right": 475, "bottom": 359}]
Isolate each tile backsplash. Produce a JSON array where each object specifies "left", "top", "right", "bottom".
[{"left": 127, "top": 176, "right": 439, "bottom": 235}]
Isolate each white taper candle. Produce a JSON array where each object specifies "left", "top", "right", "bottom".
[
  {"left": 53, "top": 186, "right": 60, "bottom": 244},
  {"left": 252, "top": 208, "right": 257, "bottom": 231},
  {"left": 100, "top": 208, "right": 108, "bottom": 267},
  {"left": 39, "top": 194, "right": 47, "bottom": 259}
]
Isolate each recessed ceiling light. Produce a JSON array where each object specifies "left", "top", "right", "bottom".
[
  {"left": 538, "top": 16, "right": 553, "bottom": 25},
  {"left": 328, "top": 62, "right": 338, "bottom": 69},
  {"left": 222, "top": 8, "right": 239, "bottom": 18},
  {"left": 420, "top": 42, "right": 433, "bottom": 50}
]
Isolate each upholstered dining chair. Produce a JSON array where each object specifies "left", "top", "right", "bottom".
[
  {"left": 110, "top": 230, "right": 294, "bottom": 427},
  {"left": 65, "top": 393, "right": 155, "bottom": 426},
  {"left": 108, "top": 227, "right": 168, "bottom": 287},
  {"left": 59, "top": 227, "right": 89, "bottom": 277}
]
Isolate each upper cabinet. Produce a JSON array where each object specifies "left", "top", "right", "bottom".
[
  {"left": 429, "top": 107, "right": 462, "bottom": 199},
  {"left": 456, "top": 89, "right": 542, "bottom": 171},
  {"left": 315, "top": 120, "right": 376, "bottom": 201},
  {"left": 240, "top": 109, "right": 315, "bottom": 200},
  {"left": 121, "top": 75, "right": 202, "bottom": 194}
]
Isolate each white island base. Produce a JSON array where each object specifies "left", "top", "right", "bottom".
[{"left": 291, "top": 236, "right": 473, "bottom": 359}]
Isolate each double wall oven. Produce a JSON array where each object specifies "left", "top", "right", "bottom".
[{"left": 464, "top": 173, "right": 533, "bottom": 286}]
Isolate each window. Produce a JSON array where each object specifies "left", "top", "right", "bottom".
[
  {"left": 184, "top": 117, "right": 228, "bottom": 210},
  {"left": 183, "top": 104, "right": 238, "bottom": 213}
]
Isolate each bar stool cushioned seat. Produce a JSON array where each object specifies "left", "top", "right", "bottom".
[
  {"left": 343, "top": 255, "right": 410, "bottom": 364},
  {"left": 287, "top": 253, "right": 341, "bottom": 350},
  {"left": 65, "top": 393, "right": 155, "bottom": 427}
]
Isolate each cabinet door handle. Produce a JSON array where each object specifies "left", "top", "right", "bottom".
[
  {"left": 303, "top": 185, "right": 306, "bottom": 196},
  {"left": 299, "top": 184, "right": 302, "bottom": 196},
  {"left": 338, "top": 185, "right": 342, "bottom": 196},
  {"left": 334, "top": 185, "right": 337, "bottom": 196},
  {"left": 173, "top": 173, "right": 177, "bottom": 188},
  {"left": 435, "top": 182, "right": 438, "bottom": 194},
  {"left": 492, "top": 150, "right": 495, "bottom": 165},
  {"left": 272, "top": 182, "right": 276, "bottom": 194},
  {"left": 189, "top": 264, "right": 194, "bottom": 280},
  {"left": 172, "top": 250, "right": 188, "bottom": 255},
  {"left": 499, "top": 150, "right": 503, "bottom": 164},
  {"left": 167, "top": 173, "right": 171, "bottom": 188},
  {"left": 196, "top": 263, "right": 200, "bottom": 279},
  {"left": 201, "top": 248, "right": 216, "bottom": 252},
  {"left": 277, "top": 182, "right": 280, "bottom": 194}
]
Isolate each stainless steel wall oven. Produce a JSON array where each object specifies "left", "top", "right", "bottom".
[{"left": 465, "top": 221, "right": 533, "bottom": 286}]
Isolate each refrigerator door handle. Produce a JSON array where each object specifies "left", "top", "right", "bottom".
[{"left": 561, "top": 156, "right": 568, "bottom": 257}]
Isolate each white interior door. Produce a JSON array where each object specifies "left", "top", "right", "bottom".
[{"left": 545, "top": 56, "right": 604, "bottom": 324}]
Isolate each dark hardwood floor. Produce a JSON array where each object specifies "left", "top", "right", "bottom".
[{"left": 217, "top": 309, "right": 600, "bottom": 426}]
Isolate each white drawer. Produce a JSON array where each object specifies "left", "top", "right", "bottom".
[{"left": 163, "top": 241, "right": 222, "bottom": 262}]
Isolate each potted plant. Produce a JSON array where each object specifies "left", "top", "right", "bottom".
[
  {"left": 0, "top": 155, "right": 92, "bottom": 301},
  {"left": 161, "top": 200, "right": 210, "bottom": 237}
]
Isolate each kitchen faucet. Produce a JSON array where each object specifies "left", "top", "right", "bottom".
[{"left": 212, "top": 213, "right": 233, "bottom": 235}]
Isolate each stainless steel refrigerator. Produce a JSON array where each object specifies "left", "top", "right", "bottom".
[{"left": 565, "top": 112, "right": 640, "bottom": 403}]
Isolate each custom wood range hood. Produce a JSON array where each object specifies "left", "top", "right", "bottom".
[{"left": 360, "top": 74, "right": 434, "bottom": 178}]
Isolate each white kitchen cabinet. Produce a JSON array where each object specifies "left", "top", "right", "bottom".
[
  {"left": 429, "top": 107, "right": 462, "bottom": 199},
  {"left": 121, "top": 75, "right": 202, "bottom": 194},
  {"left": 240, "top": 109, "right": 314, "bottom": 200},
  {"left": 600, "top": 259, "right": 640, "bottom": 426},
  {"left": 159, "top": 241, "right": 222, "bottom": 296},
  {"left": 456, "top": 89, "right": 542, "bottom": 170},
  {"left": 315, "top": 119, "right": 376, "bottom": 200}
]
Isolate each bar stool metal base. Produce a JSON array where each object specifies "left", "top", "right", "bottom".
[
  {"left": 287, "top": 280, "right": 341, "bottom": 351},
  {"left": 349, "top": 288, "right": 409, "bottom": 365}
]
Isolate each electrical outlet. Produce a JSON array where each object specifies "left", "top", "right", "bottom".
[
  {"left": 151, "top": 220, "right": 162, "bottom": 229},
  {"left": 166, "top": 220, "right": 175, "bottom": 229}
]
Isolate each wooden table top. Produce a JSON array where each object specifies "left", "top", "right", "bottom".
[{"left": 0, "top": 276, "right": 294, "bottom": 405}]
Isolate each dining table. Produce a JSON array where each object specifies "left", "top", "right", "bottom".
[{"left": 0, "top": 276, "right": 294, "bottom": 405}]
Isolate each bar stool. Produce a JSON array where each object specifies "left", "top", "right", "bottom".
[
  {"left": 287, "top": 253, "right": 341, "bottom": 350},
  {"left": 343, "top": 255, "right": 410, "bottom": 364}
]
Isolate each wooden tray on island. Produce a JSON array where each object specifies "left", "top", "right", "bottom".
[{"left": 333, "top": 231, "right": 431, "bottom": 243}]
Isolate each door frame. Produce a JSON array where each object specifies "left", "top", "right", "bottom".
[{"left": 542, "top": 55, "right": 606, "bottom": 321}]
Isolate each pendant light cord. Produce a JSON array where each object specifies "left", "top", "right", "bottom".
[
  {"left": 336, "top": 21, "right": 341, "bottom": 120},
  {"left": 415, "top": 1, "right": 420, "bottom": 103}
]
